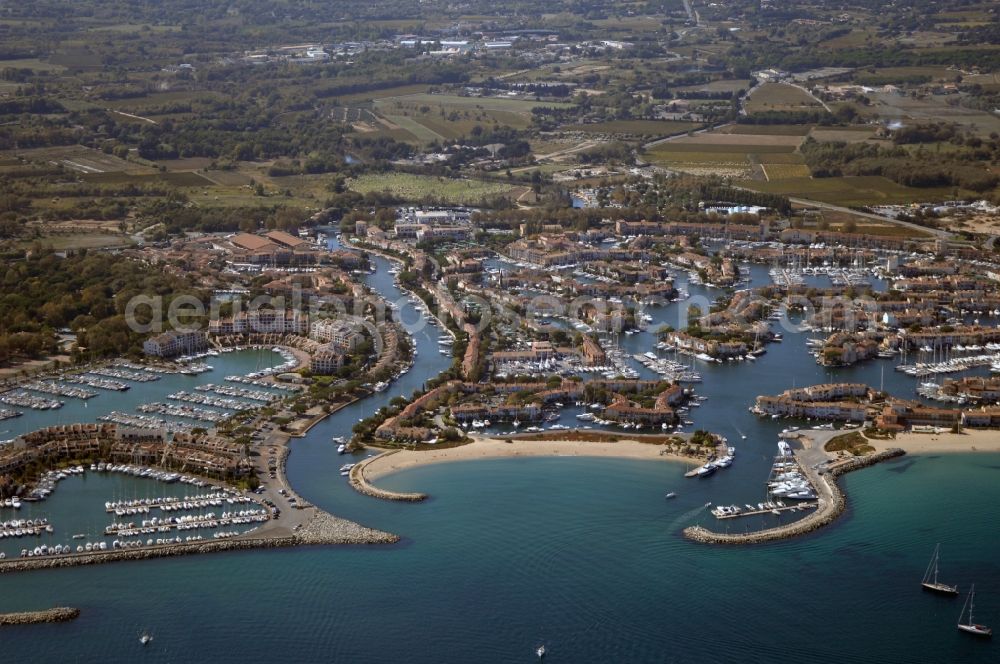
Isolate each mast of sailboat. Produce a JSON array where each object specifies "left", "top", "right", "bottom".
[
  {"left": 923, "top": 544, "right": 939, "bottom": 585},
  {"left": 932, "top": 545, "right": 940, "bottom": 585},
  {"left": 961, "top": 584, "right": 976, "bottom": 625}
]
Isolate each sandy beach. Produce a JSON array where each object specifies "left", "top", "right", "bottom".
[
  {"left": 362, "top": 436, "right": 697, "bottom": 480},
  {"left": 870, "top": 429, "right": 1000, "bottom": 455}
]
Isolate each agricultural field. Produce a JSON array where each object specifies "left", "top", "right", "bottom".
[
  {"left": 0, "top": 57, "right": 66, "bottom": 72},
  {"left": 721, "top": 124, "right": 813, "bottom": 136},
  {"left": 561, "top": 120, "right": 702, "bottom": 136},
  {"left": 817, "top": 28, "right": 877, "bottom": 50},
  {"left": 850, "top": 66, "right": 958, "bottom": 83},
  {"left": 658, "top": 133, "right": 804, "bottom": 148},
  {"left": 80, "top": 171, "right": 213, "bottom": 187},
  {"left": 760, "top": 163, "right": 812, "bottom": 180},
  {"left": 865, "top": 91, "right": 1000, "bottom": 136},
  {"left": 367, "top": 92, "right": 569, "bottom": 142},
  {"left": 808, "top": 126, "right": 877, "bottom": 143},
  {"left": 745, "top": 83, "right": 826, "bottom": 114},
  {"left": 18, "top": 233, "right": 134, "bottom": 251},
  {"left": 375, "top": 93, "right": 573, "bottom": 114},
  {"left": 645, "top": 125, "right": 812, "bottom": 179},
  {"left": 755, "top": 152, "right": 808, "bottom": 164},
  {"left": 673, "top": 79, "right": 750, "bottom": 95},
  {"left": 9, "top": 145, "right": 154, "bottom": 174},
  {"left": 381, "top": 115, "right": 446, "bottom": 142},
  {"left": 154, "top": 157, "right": 216, "bottom": 171},
  {"left": 336, "top": 84, "right": 431, "bottom": 106},
  {"left": 347, "top": 173, "right": 517, "bottom": 204},
  {"left": 738, "top": 175, "right": 955, "bottom": 206},
  {"left": 646, "top": 151, "right": 752, "bottom": 179}
]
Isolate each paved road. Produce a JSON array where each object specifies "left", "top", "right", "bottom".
[{"left": 786, "top": 197, "right": 952, "bottom": 239}]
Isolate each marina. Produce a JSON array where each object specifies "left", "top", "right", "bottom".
[
  {"left": 23, "top": 380, "right": 98, "bottom": 400},
  {"left": 167, "top": 390, "right": 254, "bottom": 411},
  {"left": 137, "top": 402, "right": 230, "bottom": 422},
  {"left": 65, "top": 375, "right": 130, "bottom": 391},
  {"left": 1, "top": 247, "right": 997, "bottom": 662},
  {"left": 0, "top": 390, "right": 63, "bottom": 410},
  {"left": 711, "top": 501, "right": 817, "bottom": 519},
  {"left": 197, "top": 383, "right": 280, "bottom": 402},
  {"left": 89, "top": 367, "right": 161, "bottom": 382},
  {"left": 105, "top": 492, "right": 256, "bottom": 515},
  {"left": 104, "top": 509, "right": 269, "bottom": 537}
]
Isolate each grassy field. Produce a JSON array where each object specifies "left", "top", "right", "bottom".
[
  {"left": 79, "top": 171, "right": 213, "bottom": 187},
  {"left": 647, "top": 151, "right": 754, "bottom": 163},
  {"left": 0, "top": 58, "right": 66, "bottom": 73},
  {"left": 761, "top": 163, "right": 812, "bottom": 179},
  {"left": 561, "top": 120, "right": 701, "bottom": 136},
  {"left": 818, "top": 28, "right": 876, "bottom": 50},
  {"left": 417, "top": 111, "right": 529, "bottom": 138},
  {"left": 745, "top": 83, "right": 825, "bottom": 114},
  {"left": 865, "top": 90, "right": 1000, "bottom": 136},
  {"left": 368, "top": 92, "right": 556, "bottom": 142},
  {"left": 649, "top": 142, "right": 797, "bottom": 154},
  {"left": 722, "top": 124, "right": 814, "bottom": 136},
  {"left": 337, "top": 84, "right": 432, "bottom": 105},
  {"left": 757, "top": 152, "right": 807, "bottom": 164},
  {"left": 10, "top": 145, "right": 155, "bottom": 174},
  {"left": 851, "top": 66, "right": 957, "bottom": 82},
  {"left": 375, "top": 93, "right": 573, "bottom": 113},
  {"left": 662, "top": 132, "right": 804, "bottom": 147},
  {"left": 808, "top": 209, "right": 932, "bottom": 238},
  {"left": 382, "top": 115, "right": 446, "bottom": 142},
  {"left": 155, "top": 157, "right": 216, "bottom": 171},
  {"left": 17, "top": 233, "right": 134, "bottom": 251},
  {"left": 739, "top": 175, "right": 955, "bottom": 206},
  {"left": 348, "top": 173, "right": 515, "bottom": 204},
  {"left": 808, "top": 126, "right": 877, "bottom": 142},
  {"left": 674, "top": 79, "right": 749, "bottom": 95}
]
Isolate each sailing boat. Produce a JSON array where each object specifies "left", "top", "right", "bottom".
[
  {"left": 139, "top": 629, "right": 153, "bottom": 645},
  {"left": 957, "top": 585, "right": 992, "bottom": 637},
  {"left": 921, "top": 544, "right": 959, "bottom": 595}
]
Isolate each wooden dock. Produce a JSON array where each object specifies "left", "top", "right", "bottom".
[{"left": 713, "top": 502, "right": 817, "bottom": 520}]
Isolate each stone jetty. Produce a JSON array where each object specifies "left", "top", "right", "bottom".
[
  {"left": 0, "top": 508, "right": 398, "bottom": 575},
  {"left": 684, "top": 448, "right": 905, "bottom": 545},
  {"left": 0, "top": 607, "right": 80, "bottom": 625},
  {"left": 349, "top": 451, "right": 428, "bottom": 502}
]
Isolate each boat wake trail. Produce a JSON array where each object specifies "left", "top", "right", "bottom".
[{"left": 666, "top": 503, "right": 711, "bottom": 533}]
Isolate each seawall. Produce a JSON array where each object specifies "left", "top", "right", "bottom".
[
  {"left": 349, "top": 451, "right": 428, "bottom": 502},
  {"left": 0, "top": 607, "right": 80, "bottom": 625},
  {"left": 0, "top": 511, "right": 398, "bottom": 574},
  {"left": 684, "top": 448, "right": 905, "bottom": 545}
]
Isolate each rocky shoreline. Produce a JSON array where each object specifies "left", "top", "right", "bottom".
[
  {"left": 349, "top": 451, "right": 428, "bottom": 502},
  {"left": 0, "top": 607, "right": 80, "bottom": 625},
  {"left": 0, "top": 509, "right": 398, "bottom": 574},
  {"left": 684, "top": 448, "right": 905, "bottom": 545}
]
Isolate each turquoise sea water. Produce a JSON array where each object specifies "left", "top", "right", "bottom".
[
  {"left": 1, "top": 248, "right": 998, "bottom": 661},
  {"left": 1, "top": 453, "right": 997, "bottom": 662}
]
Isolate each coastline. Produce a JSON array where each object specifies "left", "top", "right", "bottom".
[
  {"left": 361, "top": 436, "right": 697, "bottom": 482},
  {"left": 870, "top": 429, "right": 1000, "bottom": 455}
]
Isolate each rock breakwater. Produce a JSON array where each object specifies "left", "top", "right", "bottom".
[
  {"left": 0, "top": 607, "right": 80, "bottom": 625},
  {"left": 0, "top": 509, "right": 398, "bottom": 574},
  {"left": 349, "top": 451, "right": 428, "bottom": 502},
  {"left": 684, "top": 448, "right": 905, "bottom": 545}
]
